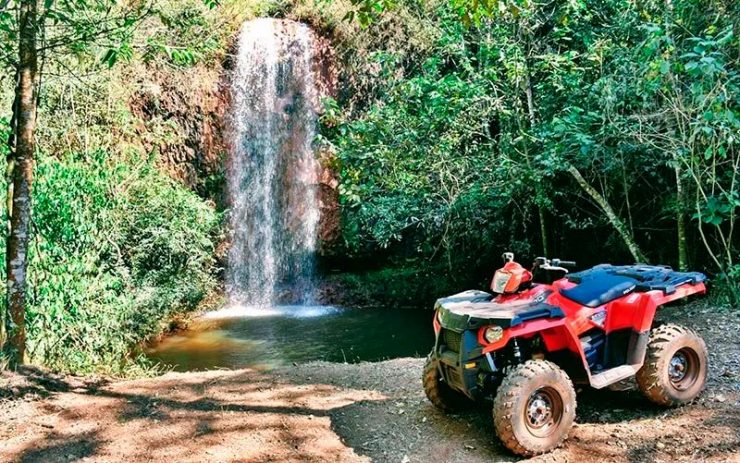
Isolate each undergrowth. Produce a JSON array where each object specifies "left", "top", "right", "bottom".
[{"left": 1, "top": 150, "right": 221, "bottom": 375}]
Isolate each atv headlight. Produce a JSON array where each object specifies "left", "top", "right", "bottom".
[{"left": 484, "top": 326, "right": 504, "bottom": 343}]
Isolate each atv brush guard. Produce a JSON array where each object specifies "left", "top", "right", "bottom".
[{"left": 423, "top": 253, "right": 708, "bottom": 457}]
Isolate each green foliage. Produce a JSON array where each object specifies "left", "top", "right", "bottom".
[
  {"left": 0, "top": 0, "right": 228, "bottom": 70},
  {"left": 715, "top": 265, "right": 740, "bottom": 308},
  {"left": 0, "top": 116, "right": 9, "bottom": 158},
  {"left": 328, "top": 263, "right": 477, "bottom": 307},
  {"left": 0, "top": 1, "right": 256, "bottom": 373},
  {"left": 0, "top": 150, "right": 221, "bottom": 374},
  {"left": 325, "top": 0, "right": 739, "bottom": 296},
  {"left": 142, "top": 0, "right": 230, "bottom": 68},
  {"left": 0, "top": 1, "right": 152, "bottom": 72},
  {"left": 342, "top": 0, "right": 396, "bottom": 26},
  {"left": 324, "top": 1, "right": 553, "bottom": 263},
  {"left": 323, "top": 41, "right": 530, "bottom": 263}
]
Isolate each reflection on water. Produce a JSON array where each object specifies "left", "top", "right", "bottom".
[
  {"left": 201, "top": 304, "right": 341, "bottom": 320},
  {"left": 147, "top": 306, "right": 435, "bottom": 371}
]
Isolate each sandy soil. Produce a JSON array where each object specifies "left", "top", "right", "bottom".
[{"left": 1, "top": 304, "right": 738, "bottom": 463}]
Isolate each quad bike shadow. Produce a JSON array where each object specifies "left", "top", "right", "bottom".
[{"left": 574, "top": 380, "right": 684, "bottom": 424}]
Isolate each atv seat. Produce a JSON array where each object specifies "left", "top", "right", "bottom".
[{"left": 560, "top": 274, "right": 637, "bottom": 308}]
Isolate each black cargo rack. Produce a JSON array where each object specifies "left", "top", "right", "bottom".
[{"left": 567, "top": 264, "right": 707, "bottom": 295}]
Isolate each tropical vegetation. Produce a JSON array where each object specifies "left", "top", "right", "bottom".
[{"left": 0, "top": 0, "right": 736, "bottom": 373}]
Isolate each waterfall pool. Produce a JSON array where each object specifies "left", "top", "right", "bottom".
[{"left": 146, "top": 306, "right": 435, "bottom": 371}]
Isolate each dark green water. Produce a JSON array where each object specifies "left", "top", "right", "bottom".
[{"left": 146, "top": 305, "right": 435, "bottom": 371}]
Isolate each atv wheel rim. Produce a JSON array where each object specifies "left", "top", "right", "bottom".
[
  {"left": 668, "top": 348, "right": 700, "bottom": 390},
  {"left": 525, "top": 387, "right": 563, "bottom": 437},
  {"left": 669, "top": 352, "right": 688, "bottom": 382}
]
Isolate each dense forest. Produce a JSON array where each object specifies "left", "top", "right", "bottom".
[
  {"left": 0, "top": 0, "right": 737, "bottom": 374},
  {"left": 321, "top": 0, "right": 739, "bottom": 306}
]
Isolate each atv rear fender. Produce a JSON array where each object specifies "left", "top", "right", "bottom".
[{"left": 605, "top": 282, "right": 707, "bottom": 333}]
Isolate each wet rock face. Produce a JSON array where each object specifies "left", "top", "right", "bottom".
[
  {"left": 260, "top": 20, "right": 340, "bottom": 254},
  {"left": 317, "top": 146, "right": 341, "bottom": 247},
  {"left": 128, "top": 63, "right": 229, "bottom": 200},
  {"left": 309, "top": 27, "right": 341, "bottom": 253},
  {"left": 311, "top": 30, "right": 338, "bottom": 105}
]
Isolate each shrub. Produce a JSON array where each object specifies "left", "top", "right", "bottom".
[
  {"left": 714, "top": 265, "right": 740, "bottom": 310},
  {"left": 1, "top": 150, "right": 221, "bottom": 374}
]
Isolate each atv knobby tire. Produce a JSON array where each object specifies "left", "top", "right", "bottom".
[
  {"left": 493, "top": 360, "right": 576, "bottom": 457},
  {"left": 636, "top": 323, "right": 708, "bottom": 406},
  {"left": 422, "top": 355, "right": 471, "bottom": 412}
]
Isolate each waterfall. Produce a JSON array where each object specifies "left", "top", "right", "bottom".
[{"left": 227, "top": 18, "right": 320, "bottom": 307}]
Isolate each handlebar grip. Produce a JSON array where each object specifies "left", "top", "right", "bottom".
[{"left": 558, "top": 260, "right": 577, "bottom": 267}]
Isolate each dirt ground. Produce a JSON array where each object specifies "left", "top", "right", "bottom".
[{"left": 1, "top": 304, "right": 738, "bottom": 463}]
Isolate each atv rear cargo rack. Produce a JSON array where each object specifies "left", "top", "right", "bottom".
[{"left": 566, "top": 264, "right": 706, "bottom": 295}]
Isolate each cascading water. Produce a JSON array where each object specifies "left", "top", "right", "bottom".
[
  {"left": 147, "top": 20, "right": 438, "bottom": 369},
  {"left": 227, "top": 18, "right": 320, "bottom": 308}
]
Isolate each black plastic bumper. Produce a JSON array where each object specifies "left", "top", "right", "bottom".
[{"left": 434, "top": 327, "right": 490, "bottom": 400}]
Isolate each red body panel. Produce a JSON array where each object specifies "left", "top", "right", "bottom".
[{"left": 490, "top": 261, "right": 533, "bottom": 293}]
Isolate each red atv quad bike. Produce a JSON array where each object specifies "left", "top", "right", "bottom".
[{"left": 423, "top": 253, "right": 709, "bottom": 457}]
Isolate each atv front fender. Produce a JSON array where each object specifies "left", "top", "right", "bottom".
[
  {"left": 480, "top": 318, "right": 593, "bottom": 383},
  {"left": 480, "top": 317, "right": 581, "bottom": 354}
]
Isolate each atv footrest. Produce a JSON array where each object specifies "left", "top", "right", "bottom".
[{"left": 590, "top": 365, "right": 640, "bottom": 389}]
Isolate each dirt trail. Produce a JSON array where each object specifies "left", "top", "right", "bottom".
[{"left": 1, "top": 305, "right": 738, "bottom": 463}]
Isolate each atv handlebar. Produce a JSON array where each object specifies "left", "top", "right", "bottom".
[
  {"left": 532, "top": 257, "right": 577, "bottom": 276},
  {"left": 534, "top": 257, "right": 577, "bottom": 268},
  {"left": 552, "top": 259, "right": 576, "bottom": 267}
]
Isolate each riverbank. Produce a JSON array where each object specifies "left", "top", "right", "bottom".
[{"left": 1, "top": 305, "right": 738, "bottom": 462}]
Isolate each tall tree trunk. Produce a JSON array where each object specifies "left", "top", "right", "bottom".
[
  {"left": 0, "top": 74, "right": 20, "bottom": 365},
  {"left": 523, "top": 48, "right": 548, "bottom": 256},
  {"left": 663, "top": 0, "right": 688, "bottom": 271},
  {"left": 4, "top": 0, "right": 38, "bottom": 366},
  {"left": 674, "top": 161, "right": 688, "bottom": 270},
  {"left": 567, "top": 165, "right": 647, "bottom": 263}
]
